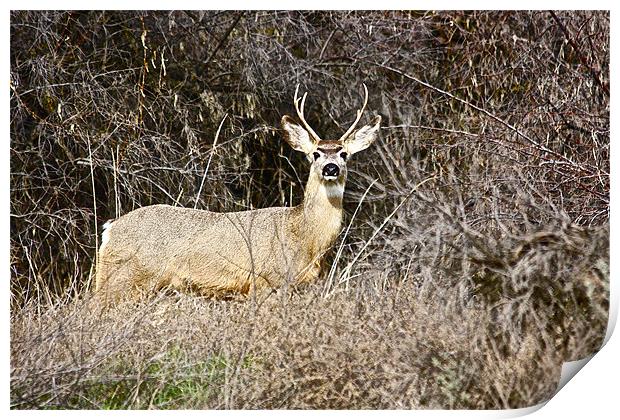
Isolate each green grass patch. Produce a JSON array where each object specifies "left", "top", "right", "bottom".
[{"left": 67, "top": 349, "right": 257, "bottom": 409}]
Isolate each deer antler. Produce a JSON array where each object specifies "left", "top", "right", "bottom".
[
  {"left": 338, "top": 83, "right": 369, "bottom": 142},
  {"left": 294, "top": 84, "right": 322, "bottom": 142}
]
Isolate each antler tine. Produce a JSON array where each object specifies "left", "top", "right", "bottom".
[
  {"left": 338, "top": 83, "right": 369, "bottom": 142},
  {"left": 293, "top": 83, "right": 321, "bottom": 142}
]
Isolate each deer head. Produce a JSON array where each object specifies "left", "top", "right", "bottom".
[{"left": 281, "top": 84, "right": 381, "bottom": 187}]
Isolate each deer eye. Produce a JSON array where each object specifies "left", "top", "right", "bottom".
[
  {"left": 313, "top": 152, "right": 321, "bottom": 161},
  {"left": 340, "top": 152, "right": 348, "bottom": 160}
]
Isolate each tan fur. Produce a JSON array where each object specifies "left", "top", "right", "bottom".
[
  {"left": 95, "top": 175, "right": 340, "bottom": 302},
  {"left": 95, "top": 88, "right": 381, "bottom": 303}
]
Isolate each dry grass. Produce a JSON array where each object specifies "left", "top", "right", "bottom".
[
  {"left": 11, "top": 221, "right": 608, "bottom": 409},
  {"left": 8, "top": 287, "right": 558, "bottom": 409}
]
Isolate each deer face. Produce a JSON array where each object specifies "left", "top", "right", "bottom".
[
  {"left": 282, "top": 116, "right": 381, "bottom": 183},
  {"left": 281, "top": 84, "right": 381, "bottom": 184},
  {"left": 311, "top": 141, "right": 348, "bottom": 182}
]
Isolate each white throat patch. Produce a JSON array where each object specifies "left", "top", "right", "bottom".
[{"left": 323, "top": 182, "right": 344, "bottom": 199}]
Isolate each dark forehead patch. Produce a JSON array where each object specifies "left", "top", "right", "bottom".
[{"left": 317, "top": 140, "right": 343, "bottom": 153}]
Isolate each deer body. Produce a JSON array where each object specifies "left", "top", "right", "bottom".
[{"left": 95, "top": 85, "right": 380, "bottom": 302}]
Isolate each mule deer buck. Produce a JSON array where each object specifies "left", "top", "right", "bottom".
[{"left": 95, "top": 84, "right": 381, "bottom": 302}]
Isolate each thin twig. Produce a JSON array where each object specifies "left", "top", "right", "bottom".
[
  {"left": 371, "top": 62, "right": 595, "bottom": 175},
  {"left": 383, "top": 124, "right": 479, "bottom": 137},
  {"left": 334, "top": 176, "right": 436, "bottom": 293},
  {"left": 86, "top": 137, "right": 98, "bottom": 291},
  {"left": 323, "top": 179, "right": 378, "bottom": 298},
  {"left": 194, "top": 114, "right": 227, "bottom": 209},
  {"left": 549, "top": 11, "right": 609, "bottom": 98},
  {"left": 204, "top": 12, "right": 244, "bottom": 65}
]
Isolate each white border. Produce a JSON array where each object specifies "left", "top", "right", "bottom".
[
  {"left": 4, "top": 3, "right": 617, "bottom": 419},
  {"left": 3, "top": 0, "right": 619, "bottom": 10}
]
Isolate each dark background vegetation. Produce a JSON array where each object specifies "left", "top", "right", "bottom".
[{"left": 10, "top": 10, "right": 609, "bottom": 409}]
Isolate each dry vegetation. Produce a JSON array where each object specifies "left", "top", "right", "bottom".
[{"left": 10, "top": 11, "right": 609, "bottom": 409}]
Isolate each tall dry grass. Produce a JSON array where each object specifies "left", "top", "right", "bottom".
[
  {"left": 10, "top": 264, "right": 606, "bottom": 410},
  {"left": 10, "top": 10, "right": 609, "bottom": 409}
]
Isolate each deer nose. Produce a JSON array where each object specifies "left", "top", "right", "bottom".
[{"left": 322, "top": 163, "right": 340, "bottom": 178}]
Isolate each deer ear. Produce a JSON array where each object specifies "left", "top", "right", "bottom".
[
  {"left": 343, "top": 116, "right": 381, "bottom": 155},
  {"left": 281, "top": 115, "right": 316, "bottom": 154}
]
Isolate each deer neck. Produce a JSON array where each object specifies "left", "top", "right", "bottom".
[{"left": 299, "top": 171, "right": 344, "bottom": 252}]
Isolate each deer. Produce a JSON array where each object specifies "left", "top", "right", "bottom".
[{"left": 94, "top": 84, "right": 381, "bottom": 303}]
